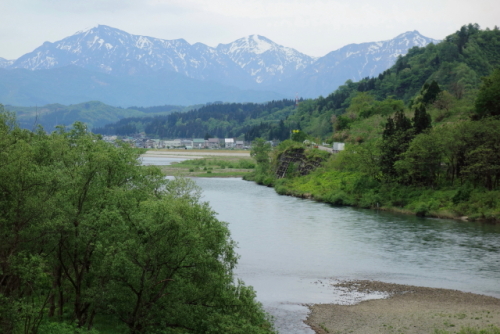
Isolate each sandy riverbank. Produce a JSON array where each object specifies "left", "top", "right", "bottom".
[{"left": 305, "top": 280, "right": 500, "bottom": 334}]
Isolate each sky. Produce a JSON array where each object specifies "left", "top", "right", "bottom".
[{"left": 0, "top": 0, "right": 499, "bottom": 60}]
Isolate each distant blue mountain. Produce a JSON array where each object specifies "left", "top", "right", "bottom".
[
  {"left": 0, "top": 66, "right": 283, "bottom": 106},
  {"left": 274, "top": 31, "right": 440, "bottom": 97},
  {"left": 1, "top": 25, "right": 439, "bottom": 105}
]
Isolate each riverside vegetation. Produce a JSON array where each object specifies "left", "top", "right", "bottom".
[
  {"left": 0, "top": 106, "right": 275, "bottom": 334},
  {"left": 245, "top": 25, "right": 500, "bottom": 223},
  {"left": 158, "top": 156, "right": 255, "bottom": 178}
]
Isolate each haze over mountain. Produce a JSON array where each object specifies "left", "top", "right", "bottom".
[
  {"left": 0, "top": 25, "right": 439, "bottom": 106},
  {"left": 276, "top": 30, "right": 440, "bottom": 97}
]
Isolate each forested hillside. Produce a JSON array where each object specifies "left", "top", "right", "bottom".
[
  {"left": 95, "top": 25, "right": 500, "bottom": 143},
  {"left": 288, "top": 24, "right": 500, "bottom": 138},
  {"left": 246, "top": 25, "right": 500, "bottom": 223},
  {"left": 7, "top": 101, "right": 187, "bottom": 131},
  {"left": 94, "top": 99, "right": 297, "bottom": 141}
]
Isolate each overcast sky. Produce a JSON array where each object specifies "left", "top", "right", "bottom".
[{"left": 1, "top": 0, "right": 498, "bottom": 60}]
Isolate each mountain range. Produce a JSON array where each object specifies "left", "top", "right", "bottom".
[{"left": 0, "top": 25, "right": 439, "bottom": 106}]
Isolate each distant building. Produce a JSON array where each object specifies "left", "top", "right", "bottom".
[
  {"left": 332, "top": 142, "right": 345, "bottom": 153},
  {"left": 193, "top": 138, "right": 205, "bottom": 149},
  {"left": 235, "top": 140, "right": 244, "bottom": 149},
  {"left": 207, "top": 138, "right": 220, "bottom": 149},
  {"left": 224, "top": 138, "right": 235, "bottom": 148},
  {"left": 164, "top": 139, "right": 182, "bottom": 148}
]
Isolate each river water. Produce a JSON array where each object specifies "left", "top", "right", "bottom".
[{"left": 141, "top": 156, "right": 500, "bottom": 333}]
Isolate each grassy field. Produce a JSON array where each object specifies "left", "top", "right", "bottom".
[{"left": 143, "top": 150, "right": 255, "bottom": 177}]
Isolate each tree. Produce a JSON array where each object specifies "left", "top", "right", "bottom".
[
  {"left": 0, "top": 108, "right": 275, "bottom": 333},
  {"left": 102, "top": 185, "right": 273, "bottom": 333},
  {"left": 250, "top": 138, "right": 272, "bottom": 167},
  {"left": 379, "top": 111, "right": 414, "bottom": 180},
  {"left": 421, "top": 80, "right": 442, "bottom": 105},
  {"left": 413, "top": 104, "right": 432, "bottom": 135},
  {"left": 395, "top": 132, "right": 443, "bottom": 187},
  {"left": 474, "top": 68, "right": 500, "bottom": 119}
]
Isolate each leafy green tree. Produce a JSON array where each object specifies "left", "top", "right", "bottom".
[
  {"left": 379, "top": 111, "right": 413, "bottom": 180},
  {"left": 345, "top": 92, "right": 375, "bottom": 117},
  {"left": 250, "top": 138, "right": 272, "bottom": 166},
  {"left": 421, "top": 80, "right": 442, "bottom": 105},
  {"left": 290, "top": 130, "right": 307, "bottom": 142},
  {"left": 395, "top": 132, "right": 443, "bottom": 187},
  {"left": 461, "top": 119, "right": 500, "bottom": 189},
  {"left": 474, "top": 68, "right": 500, "bottom": 119},
  {"left": 100, "top": 183, "right": 273, "bottom": 333},
  {"left": 412, "top": 104, "right": 432, "bottom": 135},
  {"left": 0, "top": 108, "right": 275, "bottom": 334},
  {"left": 0, "top": 107, "right": 62, "bottom": 333}
]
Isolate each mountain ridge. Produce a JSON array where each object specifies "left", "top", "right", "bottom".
[{"left": 1, "top": 25, "right": 440, "bottom": 104}]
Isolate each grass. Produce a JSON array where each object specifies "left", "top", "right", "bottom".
[
  {"left": 159, "top": 156, "right": 255, "bottom": 178},
  {"left": 434, "top": 325, "right": 500, "bottom": 334}
]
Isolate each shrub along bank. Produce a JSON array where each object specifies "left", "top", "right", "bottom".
[{"left": 245, "top": 70, "right": 500, "bottom": 223}]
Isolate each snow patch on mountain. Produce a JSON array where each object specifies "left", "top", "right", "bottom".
[
  {"left": 217, "top": 34, "right": 315, "bottom": 85},
  {"left": 274, "top": 30, "right": 440, "bottom": 97},
  {"left": 0, "top": 57, "right": 14, "bottom": 68},
  {"left": 3, "top": 26, "right": 441, "bottom": 98}
]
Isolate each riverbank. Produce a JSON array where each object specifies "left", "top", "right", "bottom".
[
  {"left": 306, "top": 280, "right": 500, "bottom": 334},
  {"left": 244, "top": 164, "right": 500, "bottom": 224},
  {"left": 142, "top": 149, "right": 254, "bottom": 177}
]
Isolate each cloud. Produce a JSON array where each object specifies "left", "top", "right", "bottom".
[{"left": 0, "top": 0, "right": 499, "bottom": 59}]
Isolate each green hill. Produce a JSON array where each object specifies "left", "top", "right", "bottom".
[
  {"left": 287, "top": 24, "right": 500, "bottom": 140},
  {"left": 4, "top": 101, "right": 187, "bottom": 131},
  {"left": 93, "top": 99, "right": 297, "bottom": 140},
  {"left": 245, "top": 24, "right": 500, "bottom": 223}
]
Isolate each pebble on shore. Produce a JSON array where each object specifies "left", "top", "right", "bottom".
[{"left": 305, "top": 280, "right": 500, "bottom": 334}]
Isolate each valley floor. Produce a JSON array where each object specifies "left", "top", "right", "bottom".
[{"left": 142, "top": 149, "right": 251, "bottom": 158}]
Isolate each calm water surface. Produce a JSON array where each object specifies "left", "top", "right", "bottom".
[{"left": 142, "top": 157, "right": 500, "bottom": 333}]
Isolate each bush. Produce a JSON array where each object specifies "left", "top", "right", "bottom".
[
  {"left": 325, "top": 190, "right": 350, "bottom": 206},
  {"left": 414, "top": 202, "right": 429, "bottom": 217}
]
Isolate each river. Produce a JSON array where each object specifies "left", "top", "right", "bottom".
[{"left": 142, "top": 156, "right": 500, "bottom": 333}]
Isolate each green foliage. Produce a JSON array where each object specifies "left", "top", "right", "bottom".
[
  {"left": 290, "top": 129, "right": 307, "bottom": 142},
  {"left": 250, "top": 138, "right": 272, "bottom": 166},
  {"left": 421, "top": 80, "right": 442, "bottom": 105},
  {"left": 359, "top": 97, "right": 405, "bottom": 119},
  {"left": 435, "top": 325, "right": 500, "bottom": 334},
  {"left": 474, "top": 68, "right": 500, "bottom": 119},
  {"left": 246, "top": 138, "right": 275, "bottom": 186},
  {"left": 94, "top": 100, "right": 296, "bottom": 140},
  {"left": 412, "top": 103, "right": 432, "bottom": 135},
  {"left": 0, "top": 106, "right": 275, "bottom": 334},
  {"left": 243, "top": 24, "right": 500, "bottom": 222},
  {"left": 8, "top": 101, "right": 155, "bottom": 132},
  {"left": 379, "top": 110, "right": 414, "bottom": 179}
]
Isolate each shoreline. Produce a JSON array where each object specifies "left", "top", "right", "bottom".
[
  {"left": 305, "top": 280, "right": 500, "bottom": 334},
  {"left": 275, "top": 189, "right": 500, "bottom": 225}
]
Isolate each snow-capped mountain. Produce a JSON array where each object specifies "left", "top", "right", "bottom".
[
  {"left": 3, "top": 26, "right": 440, "bottom": 104},
  {"left": 10, "top": 25, "right": 255, "bottom": 88},
  {"left": 0, "top": 57, "right": 14, "bottom": 68},
  {"left": 217, "top": 35, "right": 316, "bottom": 85},
  {"left": 277, "top": 30, "right": 440, "bottom": 97}
]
